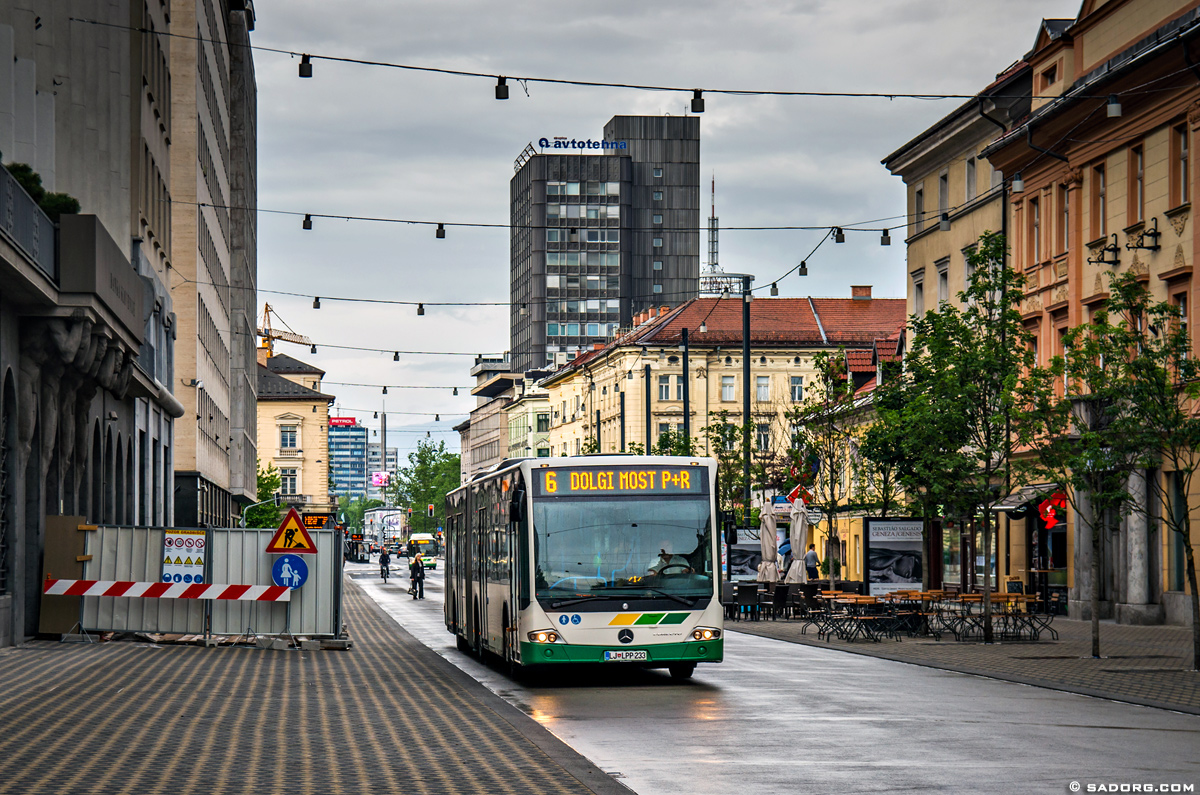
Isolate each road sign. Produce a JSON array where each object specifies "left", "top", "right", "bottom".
[
  {"left": 271, "top": 554, "right": 309, "bottom": 589},
  {"left": 265, "top": 508, "right": 318, "bottom": 554},
  {"left": 162, "top": 529, "right": 206, "bottom": 585},
  {"left": 303, "top": 513, "right": 334, "bottom": 529}
]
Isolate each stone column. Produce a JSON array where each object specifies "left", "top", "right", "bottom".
[{"left": 1118, "top": 468, "right": 1164, "bottom": 624}]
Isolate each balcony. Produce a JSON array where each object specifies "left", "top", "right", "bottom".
[
  {"left": 0, "top": 165, "right": 56, "bottom": 282},
  {"left": 276, "top": 448, "right": 303, "bottom": 458},
  {"left": 282, "top": 494, "right": 312, "bottom": 504}
]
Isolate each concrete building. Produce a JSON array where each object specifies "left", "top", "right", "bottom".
[
  {"left": 0, "top": 2, "right": 190, "bottom": 645},
  {"left": 170, "top": 0, "right": 259, "bottom": 528},
  {"left": 366, "top": 442, "right": 398, "bottom": 501},
  {"left": 329, "top": 417, "right": 368, "bottom": 500},
  {"left": 256, "top": 353, "right": 334, "bottom": 514},
  {"left": 510, "top": 116, "right": 700, "bottom": 372}
]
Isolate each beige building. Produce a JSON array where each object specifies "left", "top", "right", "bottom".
[
  {"left": 884, "top": 0, "right": 1200, "bottom": 625},
  {"left": 170, "top": 1, "right": 259, "bottom": 526},
  {"left": 459, "top": 356, "right": 520, "bottom": 483},
  {"left": 541, "top": 292, "right": 906, "bottom": 487},
  {"left": 506, "top": 378, "right": 552, "bottom": 459},
  {"left": 256, "top": 351, "right": 335, "bottom": 514},
  {"left": 883, "top": 61, "right": 1032, "bottom": 314}
]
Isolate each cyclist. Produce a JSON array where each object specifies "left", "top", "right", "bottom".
[{"left": 379, "top": 548, "right": 391, "bottom": 583}]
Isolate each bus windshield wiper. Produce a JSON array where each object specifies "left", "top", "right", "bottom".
[{"left": 640, "top": 587, "right": 698, "bottom": 607}]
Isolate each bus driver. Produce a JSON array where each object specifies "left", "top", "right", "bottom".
[{"left": 648, "top": 543, "right": 692, "bottom": 576}]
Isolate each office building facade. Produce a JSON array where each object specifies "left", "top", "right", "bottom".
[
  {"left": 366, "top": 442, "right": 397, "bottom": 501},
  {"left": 329, "top": 419, "right": 368, "bottom": 500},
  {"left": 510, "top": 116, "right": 700, "bottom": 372}
]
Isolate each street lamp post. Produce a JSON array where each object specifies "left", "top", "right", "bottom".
[
  {"left": 644, "top": 363, "right": 652, "bottom": 451},
  {"left": 681, "top": 327, "right": 690, "bottom": 450},
  {"left": 738, "top": 275, "right": 754, "bottom": 527}
]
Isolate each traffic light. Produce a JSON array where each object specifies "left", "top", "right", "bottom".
[{"left": 426, "top": 504, "right": 435, "bottom": 518}]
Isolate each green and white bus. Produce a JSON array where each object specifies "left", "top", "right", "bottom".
[{"left": 444, "top": 455, "right": 723, "bottom": 678}]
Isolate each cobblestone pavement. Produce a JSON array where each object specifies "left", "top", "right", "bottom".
[
  {"left": 730, "top": 610, "right": 1200, "bottom": 714},
  {"left": 0, "top": 581, "right": 629, "bottom": 795}
]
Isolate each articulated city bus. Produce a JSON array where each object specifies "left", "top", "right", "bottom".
[{"left": 444, "top": 455, "right": 723, "bottom": 678}]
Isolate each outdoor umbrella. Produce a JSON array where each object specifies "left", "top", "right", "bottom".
[
  {"left": 757, "top": 510, "right": 780, "bottom": 582},
  {"left": 784, "top": 502, "right": 809, "bottom": 583}
]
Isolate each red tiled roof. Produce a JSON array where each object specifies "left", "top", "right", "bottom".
[
  {"left": 809, "top": 298, "right": 907, "bottom": 345},
  {"left": 637, "top": 298, "right": 827, "bottom": 347},
  {"left": 854, "top": 376, "right": 878, "bottom": 396},
  {"left": 846, "top": 350, "right": 874, "bottom": 373}
]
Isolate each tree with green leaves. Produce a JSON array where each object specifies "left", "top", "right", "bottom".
[
  {"left": 909, "top": 232, "right": 1035, "bottom": 641},
  {"left": 338, "top": 495, "right": 384, "bottom": 532},
  {"left": 702, "top": 410, "right": 749, "bottom": 523},
  {"left": 787, "top": 349, "right": 859, "bottom": 587},
  {"left": 1118, "top": 275, "right": 1200, "bottom": 670},
  {"left": 1016, "top": 270, "right": 1148, "bottom": 659},
  {"left": 385, "top": 440, "right": 462, "bottom": 534},
  {"left": 244, "top": 461, "right": 282, "bottom": 528}
]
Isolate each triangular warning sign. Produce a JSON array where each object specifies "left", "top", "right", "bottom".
[
  {"left": 164, "top": 555, "right": 171, "bottom": 565},
  {"left": 266, "top": 508, "right": 318, "bottom": 554},
  {"left": 174, "top": 557, "right": 183, "bottom": 565},
  {"left": 184, "top": 557, "right": 193, "bottom": 566}
]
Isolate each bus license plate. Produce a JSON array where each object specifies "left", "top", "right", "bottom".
[{"left": 603, "top": 650, "right": 647, "bottom": 662}]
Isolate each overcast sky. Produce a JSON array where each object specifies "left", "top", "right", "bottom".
[{"left": 249, "top": 0, "right": 1081, "bottom": 458}]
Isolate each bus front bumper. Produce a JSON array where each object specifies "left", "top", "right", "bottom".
[{"left": 519, "top": 638, "right": 723, "bottom": 665}]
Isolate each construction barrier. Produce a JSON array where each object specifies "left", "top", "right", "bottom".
[
  {"left": 67, "top": 524, "right": 340, "bottom": 637},
  {"left": 44, "top": 580, "right": 291, "bottom": 601}
]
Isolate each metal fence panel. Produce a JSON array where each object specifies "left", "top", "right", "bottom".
[
  {"left": 208, "top": 527, "right": 335, "bottom": 637},
  {"left": 79, "top": 526, "right": 338, "bottom": 637},
  {"left": 81, "top": 526, "right": 204, "bottom": 633}
]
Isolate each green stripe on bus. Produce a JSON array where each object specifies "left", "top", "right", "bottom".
[
  {"left": 659, "top": 613, "right": 688, "bottom": 625},
  {"left": 635, "top": 613, "right": 665, "bottom": 625}
]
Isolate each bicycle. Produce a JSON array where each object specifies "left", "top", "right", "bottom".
[{"left": 380, "top": 563, "right": 390, "bottom": 583}]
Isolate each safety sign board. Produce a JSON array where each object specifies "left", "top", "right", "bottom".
[
  {"left": 271, "top": 554, "right": 309, "bottom": 589},
  {"left": 265, "top": 508, "right": 317, "bottom": 554},
  {"left": 162, "top": 529, "right": 206, "bottom": 584}
]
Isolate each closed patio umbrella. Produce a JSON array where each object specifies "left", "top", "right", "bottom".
[
  {"left": 757, "top": 510, "right": 780, "bottom": 582},
  {"left": 784, "top": 502, "right": 809, "bottom": 583}
]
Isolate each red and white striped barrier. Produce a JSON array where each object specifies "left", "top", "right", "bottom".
[{"left": 43, "top": 579, "right": 291, "bottom": 602}]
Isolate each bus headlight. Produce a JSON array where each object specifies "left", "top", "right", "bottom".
[
  {"left": 691, "top": 628, "right": 720, "bottom": 641},
  {"left": 528, "top": 630, "right": 559, "bottom": 643}
]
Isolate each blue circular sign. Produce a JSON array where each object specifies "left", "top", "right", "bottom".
[
  {"left": 558, "top": 614, "right": 569, "bottom": 625},
  {"left": 272, "top": 554, "right": 309, "bottom": 589},
  {"left": 162, "top": 573, "right": 172, "bottom": 582},
  {"left": 173, "top": 573, "right": 183, "bottom": 583},
  {"left": 571, "top": 614, "right": 581, "bottom": 625},
  {"left": 183, "top": 574, "right": 193, "bottom": 584},
  {"left": 194, "top": 574, "right": 204, "bottom": 584}
]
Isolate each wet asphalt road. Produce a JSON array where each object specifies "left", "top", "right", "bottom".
[{"left": 351, "top": 560, "right": 1200, "bottom": 795}]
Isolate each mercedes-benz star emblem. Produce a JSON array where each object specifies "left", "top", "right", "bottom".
[{"left": 618, "top": 629, "right": 634, "bottom": 644}]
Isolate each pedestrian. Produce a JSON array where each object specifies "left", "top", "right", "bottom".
[
  {"left": 804, "top": 544, "right": 820, "bottom": 581},
  {"left": 410, "top": 551, "right": 426, "bottom": 600},
  {"left": 379, "top": 548, "right": 391, "bottom": 581}
]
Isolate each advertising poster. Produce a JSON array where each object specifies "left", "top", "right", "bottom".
[
  {"left": 162, "top": 529, "right": 207, "bottom": 584},
  {"left": 863, "top": 518, "right": 923, "bottom": 596}
]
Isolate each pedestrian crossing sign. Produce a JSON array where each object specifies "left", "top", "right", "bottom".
[{"left": 265, "top": 508, "right": 318, "bottom": 554}]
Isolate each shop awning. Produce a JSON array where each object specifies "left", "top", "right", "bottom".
[{"left": 990, "top": 483, "right": 1057, "bottom": 512}]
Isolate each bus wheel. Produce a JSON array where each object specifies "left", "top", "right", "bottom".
[
  {"left": 501, "top": 606, "right": 518, "bottom": 677},
  {"left": 456, "top": 634, "right": 472, "bottom": 654},
  {"left": 668, "top": 663, "right": 696, "bottom": 680}
]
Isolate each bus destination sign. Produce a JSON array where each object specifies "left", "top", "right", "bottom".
[{"left": 533, "top": 466, "right": 706, "bottom": 497}]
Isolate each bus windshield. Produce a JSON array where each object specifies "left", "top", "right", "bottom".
[{"left": 533, "top": 496, "right": 712, "bottom": 604}]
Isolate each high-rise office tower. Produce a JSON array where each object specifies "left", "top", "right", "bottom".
[{"left": 510, "top": 116, "right": 700, "bottom": 372}]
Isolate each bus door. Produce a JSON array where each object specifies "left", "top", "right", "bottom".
[{"left": 507, "top": 474, "right": 528, "bottom": 657}]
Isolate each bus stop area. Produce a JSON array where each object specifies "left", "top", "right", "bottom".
[{"left": 0, "top": 581, "right": 630, "bottom": 795}]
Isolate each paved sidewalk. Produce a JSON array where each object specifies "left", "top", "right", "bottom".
[
  {"left": 731, "top": 610, "right": 1200, "bottom": 714},
  {"left": 0, "top": 581, "right": 629, "bottom": 795}
]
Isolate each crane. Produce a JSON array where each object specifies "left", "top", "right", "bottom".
[{"left": 257, "top": 302, "right": 312, "bottom": 355}]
